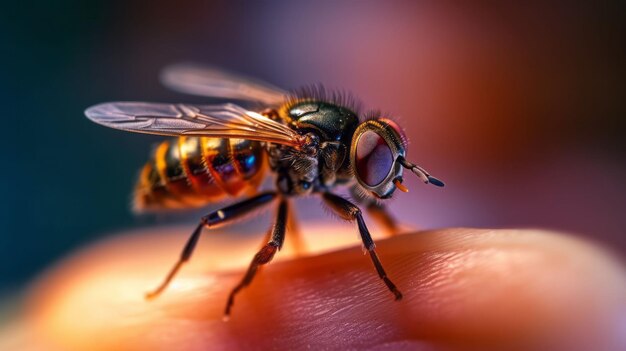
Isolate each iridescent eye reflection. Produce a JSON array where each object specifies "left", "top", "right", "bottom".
[{"left": 355, "top": 131, "right": 393, "bottom": 186}]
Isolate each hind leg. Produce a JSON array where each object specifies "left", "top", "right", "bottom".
[{"left": 145, "top": 192, "right": 277, "bottom": 300}]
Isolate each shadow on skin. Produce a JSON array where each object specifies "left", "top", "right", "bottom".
[{"left": 1, "top": 225, "right": 625, "bottom": 350}]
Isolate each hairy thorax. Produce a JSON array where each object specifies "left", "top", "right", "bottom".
[
  {"left": 268, "top": 133, "right": 355, "bottom": 196},
  {"left": 268, "top": 99, "right": 360, "bottom": 196}
]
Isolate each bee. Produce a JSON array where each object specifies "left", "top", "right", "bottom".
[{"left": 85, "top": 63, "right": 444, "bottom": 317}]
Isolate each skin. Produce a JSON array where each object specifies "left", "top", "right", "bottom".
[{"left": 0, "top": 224, "right": 625, "bottom": 351}]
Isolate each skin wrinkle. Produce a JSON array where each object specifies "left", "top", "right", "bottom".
[{"left": 2, "top": 225, "right": 623, "bottom": 351}]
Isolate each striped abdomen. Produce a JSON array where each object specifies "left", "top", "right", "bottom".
[{"left": 134, "top": 137, "right": 266, "bottom": 212}]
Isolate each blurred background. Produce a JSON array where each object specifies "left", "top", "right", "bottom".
[{"left": 1, "top": 1, "right": 624, "bottom": 294}]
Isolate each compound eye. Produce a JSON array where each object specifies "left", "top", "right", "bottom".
[{"left": 355, "top": 131, "right": 393, "bottom": 186}]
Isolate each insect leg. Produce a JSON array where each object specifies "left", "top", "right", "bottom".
[
  {"left": 321, "top": 192, "right": 403, "bottom": 300},
  {"left": 145, "top": 191, "right": 277, "bottom": 300},
  {"left": 224, "top": 198, "right": 288, "bottom": 317},
  {"left": 350, "top": 186, "right": 400, "bottom": 236}
]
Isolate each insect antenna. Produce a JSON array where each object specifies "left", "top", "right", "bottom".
[{"left": 397, "top": 156, "right": 445, "bottom": 187}]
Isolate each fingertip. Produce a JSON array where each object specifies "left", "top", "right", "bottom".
[{"left": 18, "top": 226, "right": 626, "bottom": 350}]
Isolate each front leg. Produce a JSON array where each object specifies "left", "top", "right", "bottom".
[
  {"left": 321, "top": 192, "right": 403, "bottom": 300},
  {"left": 350, "top": 186, "right": 401, "bottom": 237}
]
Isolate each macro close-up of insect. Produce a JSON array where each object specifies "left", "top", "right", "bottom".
[
  {"left": 85, "top": 63, "right": 445, "bottom": 318},
  {"left": 3, "top": 2, "right": 626, "bottom": 349}
]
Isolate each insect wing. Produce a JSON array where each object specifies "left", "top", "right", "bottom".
[
  {"left": 85, "top": 102, "right": 301, "bottom": 146},
  {"left": 160, "top": 63, "right": 288, "bottom": 105}
]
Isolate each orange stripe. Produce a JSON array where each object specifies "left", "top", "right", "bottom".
[
  {"left": 178, "top": 136, "right": 201, "bottom": 192},
  {"left": 138, "top": 162, "right": 153, "bottom": 195},
  {"left": 229, "top": 138, "right": 244, "bottom": 179},
  {"left": 200, "top": 137, "right": 232, "bottom": 195},
  {"left": 225, "top": 139, "right": 251, "bottom": 196},
  {"left": 180, "top": 137, "right": 226, "bottom": 201},
  {"left": 153, "top": 140, "right": 187, "bottom": 208},
  {"left": 154, "top": 140, "right": 171, "bottom": 190},
  {"left": 154, "top": 140, "right": 191, "bottom": 208}
]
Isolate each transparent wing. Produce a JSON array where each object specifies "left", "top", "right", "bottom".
[
  {"left": 85, "top": 102, "right": 301, "bottom": 147},
  {"left": 160, "top": 63, "right": 288, "bottom": 105}
]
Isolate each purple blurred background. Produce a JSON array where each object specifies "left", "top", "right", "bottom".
[{"left": 2, "top": 1, "right": 624, "bottom": 289}]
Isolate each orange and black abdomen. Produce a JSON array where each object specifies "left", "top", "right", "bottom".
[{"left": 134, "top": 137, "right": 266, "bottom": 212}]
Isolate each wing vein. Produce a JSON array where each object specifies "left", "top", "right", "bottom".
[{"left": 85, "top": 102, "right": 301, "bottom": 148}]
